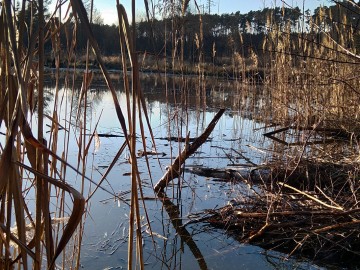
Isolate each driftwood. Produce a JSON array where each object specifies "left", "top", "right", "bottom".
[
  {"left": 263, "top": 125, "right": 350, "bottom": 146},
  {"left": 154, "top": 108, "right": 225, "bottom": 193},
  {"left": 194, "top": 161, "right": 360, "bottom": 267},
  {"left": 200, "top": 198, "right": 360, "bottom": 267}
]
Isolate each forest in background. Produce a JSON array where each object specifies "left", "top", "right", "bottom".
[{"left": 24, "top": 1, "right": 359, "bottom": 68}]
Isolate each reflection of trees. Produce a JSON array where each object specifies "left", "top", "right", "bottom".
[
  {"left": 45, "top": 75, "right": 119, "bottom": 128},
  {"left": 141, "top": 74, "right": 268, "bottom": 124},
  {"left": 142, "top": 75, "right": 259, "bottom": 108},
  {"left": 45, "top": 73, "right": 268, "bottom": 129}
]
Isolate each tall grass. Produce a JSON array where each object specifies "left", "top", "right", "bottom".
[
  {"left": 0, "top": 0, "right": 151, "bottom": 269},
  {"left": 262, "top": 4, "right": 360, "bottom": 130},
  {"left": 252, "top": 3, "right": 360, "bottom": 252}
]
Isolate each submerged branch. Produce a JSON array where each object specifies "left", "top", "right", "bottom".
[{"left": 158, "top": 193, "right": 208, "bottom": 270}]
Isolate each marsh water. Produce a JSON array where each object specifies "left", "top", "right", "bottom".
[{"left": 42, "top": 72, "right": 322, "bottom": 270}]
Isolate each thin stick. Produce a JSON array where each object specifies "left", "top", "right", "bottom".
[{"left": 278, "top": 181, "right": 344, "bottom": 211}]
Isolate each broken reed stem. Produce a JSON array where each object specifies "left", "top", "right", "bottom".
[{"left": 154, "top": 108, "right": 225, "bottom": 193}]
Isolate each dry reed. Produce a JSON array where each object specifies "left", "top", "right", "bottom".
[{"left": 0, "top": 0, "right": 152, "bottom": 269}]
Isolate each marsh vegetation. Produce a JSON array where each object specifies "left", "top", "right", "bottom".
[{"left": 0, "top": 0, "right": 360, "bottom": 269}]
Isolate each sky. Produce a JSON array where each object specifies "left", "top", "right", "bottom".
[{"left": 54, "top": 0, "right": 332, "bottom": 25}]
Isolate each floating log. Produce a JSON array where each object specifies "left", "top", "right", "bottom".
[
  {"left": 263, "top": 125, "right": 350, "bottom": 146},
  {"left": 96, "top": 133, "right": 124, "bottom": 138}
]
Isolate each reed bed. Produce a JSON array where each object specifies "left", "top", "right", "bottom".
[
  {"left": 191, "top": 3, "right": 360, "bottom": 267},
  {"left": 262, "top": 7, "right": 360, "bottom": 129},
  {"left": 0, "top": 0, "right": 152, "bottom": 269}
]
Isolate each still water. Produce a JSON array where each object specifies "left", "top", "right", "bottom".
[{"left": 43, "top": 73, "right": 321, "bottom": 269}]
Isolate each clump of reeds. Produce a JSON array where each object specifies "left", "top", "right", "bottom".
[
  {"left": 201, "top": 3, "right": 360, "bottom": 266},
  {"left": 262, "top": 4, "right": 360, "bottom": 131},
  {"left": 0, "top": 0, "right": 151, "bottom": 269}
]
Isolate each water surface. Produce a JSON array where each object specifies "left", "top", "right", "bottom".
[{"left": 43, "top": 73, "right": 321, "bottom": 269}]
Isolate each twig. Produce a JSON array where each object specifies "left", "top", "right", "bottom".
[
  {"left": 312, "top": 219, "right": 360, "bottom": 234},
  {"left": 247, "top": 223, "right": 269, "bottom": 242},
  {"left": 278, "top": 181, "right": 344, "bottom": 211},
  {"left": 315, "top": 185, "right": 344, "bottom": 210}
]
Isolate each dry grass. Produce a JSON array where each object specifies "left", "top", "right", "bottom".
[
  {"left": 195, "top": 3, "right": 360, "bottom": 266},
  {"left": 261, "top": 7, "right": 360, "bottom": 129},
  {"left": 0, "top": 0, "right": 151, "bottom": 269}
]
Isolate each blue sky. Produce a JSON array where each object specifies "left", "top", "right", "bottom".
[{"left": 82, "top": 0, "right": 331, "bottom": 25}]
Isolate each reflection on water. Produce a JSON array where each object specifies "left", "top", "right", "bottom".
[{"left": 42, "top": 73, "right": 320, "bottom": 269}]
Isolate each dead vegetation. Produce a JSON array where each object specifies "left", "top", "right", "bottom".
[
  {"left": 1, "top": 0, "right": 360, "bottom": 269},
  {"left": 153, "top": 2, "right": 360, "bottom": 267},
  {"left": 197, "top": 158, "right": 360, "bottom": 267},
  {"left": 0, "top": 0, "right": 151, "bottom": 269}
]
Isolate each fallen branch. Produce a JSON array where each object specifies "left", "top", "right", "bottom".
[
  {"left": 154, "top": 108, "right": 225, "bottom": 193},
  {"left": 312, "top": 219, "right": 360, "bottom": 234}
]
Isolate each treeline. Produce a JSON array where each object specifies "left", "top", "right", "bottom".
[
  {"left": 79, "top": 6, "right": 302, "bottom": 60},
  {"left": 39, "top": 1, "right": 360, "bottom": 65}
]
